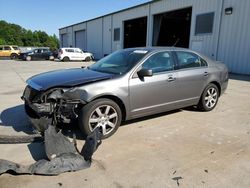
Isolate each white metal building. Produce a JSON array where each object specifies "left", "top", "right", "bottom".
[{"left": 59, "top": 0, "right": 250, "bottom": 75}]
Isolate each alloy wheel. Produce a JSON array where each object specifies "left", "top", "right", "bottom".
[
  {"left": 88, "top": 105, "right": 118, "bottom": 136},
  {"left": 204, "top": 87, "right": 218, "bottom": 109}
]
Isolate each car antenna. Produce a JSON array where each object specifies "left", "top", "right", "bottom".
[{"left": 172, "top": 38, "right": 180, "bottom": 47}]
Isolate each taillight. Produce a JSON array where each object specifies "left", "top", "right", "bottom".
[{"left": 59, "top": 49, "right": 63, "bottom": 54}]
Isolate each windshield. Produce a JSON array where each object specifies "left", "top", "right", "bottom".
[
  {"left": 26, "top": 49, "right": 36, "bottom": 53},
  {"left": 89, "top": 49, "right": 148, "bottom": 74}
]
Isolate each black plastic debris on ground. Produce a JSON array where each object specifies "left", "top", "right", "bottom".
[
  {"left": 0, "top": 125, "right": 102, "bottom": 175},
  {"left": 172, "top": 176, "right": 183, "bottom": 186},
  {"left": 0, "top": 134, "right": 43, "bottom": 144}
]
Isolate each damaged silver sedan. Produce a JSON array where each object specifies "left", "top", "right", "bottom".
[{"left": 22, "top": 47, "right": 228, "bottom": 138}]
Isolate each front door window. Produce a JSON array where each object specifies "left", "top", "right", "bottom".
[{"left": 142, "top": 51, "right": 174, "bottom": 74}]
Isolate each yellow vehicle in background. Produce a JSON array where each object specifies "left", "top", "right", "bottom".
[{"left": 0, "top": 45, "right": 20, "bottom": 59}]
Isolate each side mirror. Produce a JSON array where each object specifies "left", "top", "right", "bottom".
[{"left": 137, "top": 68, "right": 153, "bottom": 77}]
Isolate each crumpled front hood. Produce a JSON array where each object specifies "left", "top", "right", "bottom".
[{"left": 27, "top": 68, "right": 114, "bottom": 91}]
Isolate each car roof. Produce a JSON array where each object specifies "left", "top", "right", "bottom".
[
  {"left": 60, "top": 47, "right": 192, "bottom": 52},
  {"left": 34, "top": 47, "right": 49, "bottom": 49},
  {"left": 61, "top": 47, "right": 80, "bottom": 49},
  {"left": 31, "top": 48, "right": 49, "bottom": 51},
  {"left": 0, "top": 45, "right": 19, "bottom": 47},
  {"left": 123, "top": 47, "right": 213, "bottom": 63},
  {"left": 121, "top": 46, "right": 197, "bottom": 53}
]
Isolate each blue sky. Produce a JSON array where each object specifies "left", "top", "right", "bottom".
[{"left": 0, "top": 0, "right": 150, "bottom": 36}]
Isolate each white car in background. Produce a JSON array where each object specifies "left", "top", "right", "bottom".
[{"left": 58, "top": 48, "right": 94, "bottom": 62}]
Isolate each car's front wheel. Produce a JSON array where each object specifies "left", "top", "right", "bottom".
[
  {"left": 198, "top": 83, "right": 219, "bottom": 111},
  {"left": 78, "top": 98, "right": 122, "bottom": 139}
]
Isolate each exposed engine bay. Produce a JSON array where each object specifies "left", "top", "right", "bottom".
[{"left": 22, "top": 86, "right": 86, "bottom": 132}]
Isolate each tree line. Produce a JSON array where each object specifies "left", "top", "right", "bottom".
[{"left": 0, "top": 20, "right": 59, "bottom": 50}]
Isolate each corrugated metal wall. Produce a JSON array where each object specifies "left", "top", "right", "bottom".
[
  {"left": 189, "top": 0, "right": 222, "bottom": 59},
  {"left": 86, "top": 18, "right": 103, "bottom": 58},
  {"left": 217, "top": 0, "right": 250, "bottom": 74},
  {"left": 72, "top": 23, "right": 87, "bottom": 49},
  {"left": 75, "top": 30, "right": 86, "bottom": 51},
  {"left": 61, "top": 33, "right": 68, "bottom": 47},
  {"left": 103, "top": 16, "right": 112, "bottom": 56},
  {"left": 59, "top": 0, "right": 250, "bottom": 74}
]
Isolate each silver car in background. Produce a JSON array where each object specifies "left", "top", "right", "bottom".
[{"left": 22, "top": 47, "right": 228, "bottom": 138}]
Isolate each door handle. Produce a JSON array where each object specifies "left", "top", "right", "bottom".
[
  {"left": 204, "top": 72, "right": 209, "bottom": 76},
  {"left": 167, "top": 76, "right": 176, "bottom": 82}
]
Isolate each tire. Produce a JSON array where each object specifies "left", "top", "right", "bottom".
[
  {"left": 85, "top": 56, "right": 91, "bottom": 61},
  {"left": 62, "top": 57, "right": 70, "bottom": 62},
  {"left": 198, "top": 83, "right": 219, "bottom": 111},
  {"left": 26, "top": 56, "right": 31, "bottom": 61},
  {"left": 10, "top": 53, "right": 18, "bottom": 59},
  {"left": 78, "top": 98, "right": 122, "bottom": 139}
]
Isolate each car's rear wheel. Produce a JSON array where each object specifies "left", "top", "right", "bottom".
[
  {"left": 10, "top": 53, "right": 18, "bottom": 59},
  {"left": 78, "top": 98, "right": 122, "bottom": 139},
  {"left": 198, "top": 83, "right": 219, "bottom": 111},
  {"left": 85, "top": 56, "right": 91, "bottom": 61},
  {"left": 26, "top": 56, "right": 31, "bottom": 61},
  {"left": 63, "top": 56, "right": 70, "bottom": 62}
]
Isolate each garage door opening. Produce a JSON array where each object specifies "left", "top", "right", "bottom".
[
  {"left": 153, "top": 7, "right": 192, "bottom": 48},
  {"left": 124, "top": 17, "right": 147, "bottom": 48}
]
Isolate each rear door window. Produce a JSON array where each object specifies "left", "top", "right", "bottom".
[
  {"left": 4, "top": 46, "right": 11, "bottom": 50},
  {"left": 176, "top": 51, "right": 207, "bottom": 69},
  {"left": 0, "top": 46, "right": 3, "bottom": 50},
  {"left": 65, "top": 49, "right": 74, "bottom": 53},
  {"left": 42, "top": 49, "right": 49, "bottom": 53}
]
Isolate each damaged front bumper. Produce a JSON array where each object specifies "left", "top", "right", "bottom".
[
  {"left": 22, "top": 85, "right": 87, "bottom": 132},
  {"left": 28, "top": 102, "right": 53, "bottom": 116}
]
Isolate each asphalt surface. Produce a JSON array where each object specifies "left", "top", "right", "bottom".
[{"left": 0, "top": 60, "right": 250, "bottom": 188}]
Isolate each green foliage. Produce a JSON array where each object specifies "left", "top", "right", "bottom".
[
  {"left": 0, "top": 20, "right": 59, "bottom": 50},
  {"left": 0, "top": 38, "right": 6, "bottom": 45}
]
